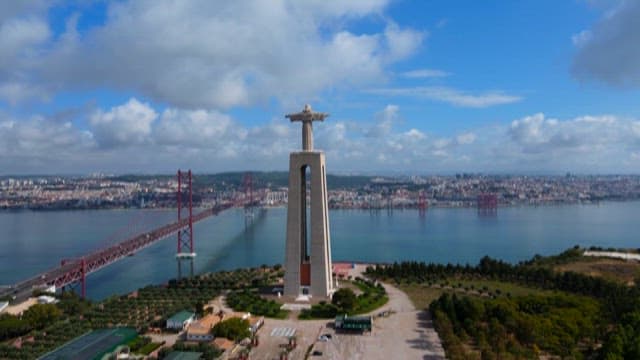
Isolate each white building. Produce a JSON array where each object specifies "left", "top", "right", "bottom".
[
  {"left": 166, "top": 310, "right": 195, "bottom": 330},
  {"left": 37, "top": 295, "right": 59, "bottom": 304},
  {"left": 186, "top": 314, "right": 222, "bottom": 342}
]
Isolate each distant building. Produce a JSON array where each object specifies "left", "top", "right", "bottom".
[
  {"left": 332, "top": 263, "right": 353, "bottom": 279},
  {"left": 265, "top": 190, "right": 288, "bottom": 205},
  {"left": 186, "top": 314, "right": 223, "bottom": 342},
  {"left": 164, "top": 351, "right": 203, "bottom": 360},
  {"left": 0, "top": 301, "right": 8, "bottom": 313},
  {"left": 166, "top": 310, "right": 195, "bottom": 330}
]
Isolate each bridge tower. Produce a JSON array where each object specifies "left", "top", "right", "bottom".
[
  {"left": 477, "top": 193, "right": 498, "bottom": 216},
  {"left": 243, "top": 172, "right": 255, "bottom": 226},
  {"left": 418, "top": 189, "right": 427, "bottom": 217},
  {"left": 60, "top": 258, "right": 87, "bottom": 299},
  {"left": 176, "top": 169, "right": 195, "bottom": 278},
  {"left": 385, "top": 189, "right": 393, "bottom": 215}
]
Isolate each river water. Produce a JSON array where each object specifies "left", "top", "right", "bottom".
[{"left": 1, "top": 202, "right": 638, "bottom": 300}]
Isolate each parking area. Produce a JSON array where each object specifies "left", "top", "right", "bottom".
[
  {"left": 250, "top": 318, "right": 328, "bottom": 360},
  {"left": 250, "top": 278, "right": 444, "bottom": 359}
]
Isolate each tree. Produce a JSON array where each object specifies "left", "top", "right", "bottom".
[
  {"left": 57, "top": 292, "right": 92, "bottom": 317},
  {"left": 332, "top": 288, "right": 356, "bottom": 312},
  {"left": 212, "top": 317, "right": 251, "bottom": 341},
  {"left": 22, "top": 304, "right": 62, "bottom": 329},
  {"left": 194, "top": 300, "right": 205, "bottom": 317},
  {"left": 0, "top": 314, "right": 30, "bottom": 341}
]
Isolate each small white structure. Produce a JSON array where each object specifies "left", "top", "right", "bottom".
[
  {"left": 230, "top": 312, "right": 264, "bottom": 334},
  {"left": 584, "top": 250, "right": 640, "bottom": 261},
  {"left": 249, "top": 315, "right": 264, "bottom": 334},
  {"left": 0, "top": 301, "right": 8, "bottom": 313},
  {"left": 166, "top": 310, "right": 195, "bottom": 330},
  {"left": 37, "top": 295, "right": 59, "bottom": 304},
  {"left": 35, "top": 284, "right": 56, "bottom": 294}
]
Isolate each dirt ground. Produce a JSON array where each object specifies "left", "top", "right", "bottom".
[
  {"left": 145, "top": 332, "right": 181, "bottom": 347},
  {"left": 555, "top": 258, "right": 640, "bottom": 285},
  {"left": 4, "top": 298, "right": 37, "bottom": 315},
  {"left": 251, "top": 264, "right": 445, "bottom": 359},
  {"left": 252, "top": 317, "right": 328, "bottom": 360}
]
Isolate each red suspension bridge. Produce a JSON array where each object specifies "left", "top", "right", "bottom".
[{"left": 0, "top": 170, "right": 258, "bottom": 301}]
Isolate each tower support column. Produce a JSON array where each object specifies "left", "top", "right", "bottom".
[{"left": 283, "top": 151, "right": 333, "bottom": 298}]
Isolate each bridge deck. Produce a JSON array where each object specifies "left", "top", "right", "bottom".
[{"left": 0, "top": 203, "right": 234, "bottom": 301}]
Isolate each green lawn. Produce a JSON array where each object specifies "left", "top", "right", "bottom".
[
  {"left": 137, "top": 341, "right": 163, "bottom": 355},
  {"left": 226, "top": 290, "right": 289, "bottom": 319},
  {"left": 299, "top": 278, "right": 387, "bottom": 319},
  {"left": 399, "top": 278, "right": 554, "bottom": 310},
  {"left": 398, "top": 284, "right": 446, "bottom": 310}
]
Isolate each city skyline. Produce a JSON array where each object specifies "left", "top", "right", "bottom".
[{"left": 1, "top": 1, "right": 639, "bottom": 174}]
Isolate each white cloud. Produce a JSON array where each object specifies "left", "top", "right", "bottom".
[
  {"left": 0, "top": 82, "right": 48, "bottom": 105},
  {"left": 400, "top": 69, "right": 451, "bottom": 78},
  {"left": 288, "top": 0, "right": 389, "bottom": 18},
  {"left": 18, "top": 0, "right": 423, "bottom": 109},
  {"left": 433, "top": 138, "right": 451, "bottom": 149},
  {"left": 0, "top": 1, "right": 49, "bottom": 23},
  {"left": 366, "top": 104, "right": 399, "bottom": 137},
  {"left": 404, "top": 128, "right": 426, "bottom": 140},
  {"left": 383, "top": 23, "right": 425, "bottom": 61},
  {"left": 508, "top": 113, "right": 623, "bottom": 154},
  {"left": 0, "top": 15, "right": 50, "bottom": 104},
  {"left": 89, "top": 98, "right": 157, "bottom": 148},
  {"left": 492, "top": 113, "right": 640, "bottom": 173},
  {"left": 367, "top": 86, "right": 522, "bottom": 107},
  {"left": 571, "top": 30, "right": 592, "bottom": 47},
  {"left": 436, "top": 18, "right": 448, "bottom": 29},
  {"left": 3, "top": 98, "right": 640, "bottom": 174},
  {"left": 0, "top": 114, "right": 94, "bottom": 173},
  {"left": 154, "top": 109, "right": 239, "bottom": 148},
  {"left": 632, "top": 121, "right": 640, "bottom": 138},
  {"left": 572, "top": 0, "right": 640, "bottom": 87},
  {"left": 456, "top": 132, "right": 476, "bottom": 145},
  {"left": 0, "top": 17, "right": 49, "bottom": 57}
]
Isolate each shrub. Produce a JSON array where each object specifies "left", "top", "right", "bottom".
[
  {"left": 332, "top": 288, "right": 356, "bottom": 312},
  {"left": 212, "top": 317, "right": 251, "bottom": 341}
]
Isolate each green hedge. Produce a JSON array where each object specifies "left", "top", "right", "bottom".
[{"left": 226, "top": 290, "right": 288, "bottom": 319}]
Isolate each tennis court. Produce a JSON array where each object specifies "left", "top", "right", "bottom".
[{"left": 39, "top": 327, "right": 137, "bottom": 360}]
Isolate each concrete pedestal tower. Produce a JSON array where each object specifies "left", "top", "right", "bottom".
[{"left": 284, "top": 105, "right": 334, "bottom": 299}]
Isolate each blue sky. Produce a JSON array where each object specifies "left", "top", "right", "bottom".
[{"left": 0, "top": 0, "right": 639, "bottom": 174}]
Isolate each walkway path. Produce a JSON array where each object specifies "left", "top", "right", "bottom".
[
  {"left": 324, "top": 264, "right": 445, "bottom": 359},
  {"left": 230, "top": 265, "right": 446, "bottom": 359}
]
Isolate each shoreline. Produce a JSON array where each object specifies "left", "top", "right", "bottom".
[{"left": 1, "top": 198, "right": 639, "bottom": 213}]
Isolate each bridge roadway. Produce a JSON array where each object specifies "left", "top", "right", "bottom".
[{"left": 0, "top": 202, "right": 235, "bottom": 301}]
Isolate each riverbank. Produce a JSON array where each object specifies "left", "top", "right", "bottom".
[
  {"left": 4, "top": 202, "right": 640, "bottom": 300},
  {"left": 3, "top": 198, "right": 640, "bottom": 212}
]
